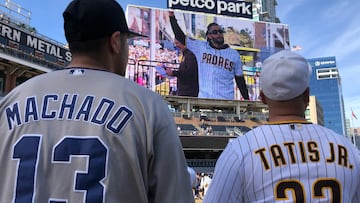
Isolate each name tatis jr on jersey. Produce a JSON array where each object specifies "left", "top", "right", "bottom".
[
  {"left": 254, "top": 141, "right": 354, "bottom": 170},
  {"left": 4, "top": 93, "right": 133, "bottom": 133}
]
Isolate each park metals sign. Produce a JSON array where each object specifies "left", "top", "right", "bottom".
[{"left": 168, "top": 0, "right": 252, "bottom": 19}]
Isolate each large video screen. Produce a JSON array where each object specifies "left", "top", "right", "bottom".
[{"left": 125, "top": 5, "right": 289, "bottom": 101}]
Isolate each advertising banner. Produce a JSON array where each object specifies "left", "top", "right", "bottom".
[{"left": 0, "top": 21, "right": 71, "bottom": 63}]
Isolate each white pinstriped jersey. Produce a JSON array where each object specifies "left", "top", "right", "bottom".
[
  {"left": 186, "top": 37, "right": 243, "bottom": 100},
  {"left": 204, "top": 123, "right": 360, "bottom": 203},
  {"left": 0, "top": 68, "right": 194, "bottom": 203}
]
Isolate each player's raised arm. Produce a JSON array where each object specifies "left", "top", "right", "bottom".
[
  {"left": 235, "top": 76, "right": 249, "bottom": 100},
  {"left": 169, "top": 11, "right": 186, "bottom": 45}
]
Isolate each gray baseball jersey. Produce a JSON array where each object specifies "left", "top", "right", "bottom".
[
  {"left": 0, "top": 68, "right": 194, "bottom": 203},
  {"left": 204, "top": 122, "right": 360, "bottom": 202},
  {"left": 186, "top": 37, "right": 243, "bottom": 100}
]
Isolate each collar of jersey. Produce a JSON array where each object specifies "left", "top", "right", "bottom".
[
  {"left": 208, "top": 41, "right": 229, "bottom": 50},
  {"left": 266, "top": 120, "right": 312, "bottom": 125},
  {"left": 65, "top": 67, "right": 109, "bottom": 73}
]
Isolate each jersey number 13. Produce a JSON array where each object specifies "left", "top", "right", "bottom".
[{"left": 12, "top": 134, "right": 108, "bottom": 203}]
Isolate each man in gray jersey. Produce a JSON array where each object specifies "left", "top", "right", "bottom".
[
  {"left": 0, "top": 0, "right": 194, "bottom": 202},
  {"left": 169, "top": 11, "right": 249, "bottom": 100},
  {"left": 204, "top": 50, "right": 360, "bottom": 202}
]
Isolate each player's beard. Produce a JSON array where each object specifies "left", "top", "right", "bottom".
[{"left": 211, "top": 37, "right": 224, "bottom": 47}]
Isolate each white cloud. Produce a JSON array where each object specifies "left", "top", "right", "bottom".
[
  {"left": 321, "top": 1, "right": 350, "bottom": 21},
  {"left": 276, "top": 0, "right": 303, "bottom": 21},
  {"left": 314, "top": 27, "right": 360, "bottom": 61}
]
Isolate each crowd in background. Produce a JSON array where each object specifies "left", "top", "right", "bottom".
[{"left": 192, "top": 173, "right": 213, "bottom": 200}]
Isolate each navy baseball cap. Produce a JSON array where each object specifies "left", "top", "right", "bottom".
[{"left": 63, "top": 0, "right": 146, "bottom": 42}]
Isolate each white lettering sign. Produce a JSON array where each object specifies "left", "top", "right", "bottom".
[{"left": 168, "top": 0, "right": 252, "bottom": 19}]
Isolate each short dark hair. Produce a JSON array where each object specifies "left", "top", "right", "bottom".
[
  {"left": 206, "top": 23, "right": 220, "bottom": 35},
  {"left": 68, "top": 37, "right": 108, "bottom": 55}
]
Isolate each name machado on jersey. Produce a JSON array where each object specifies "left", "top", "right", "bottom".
[{"left": 5, "top": 93, "right": 133, "bottom": 134}]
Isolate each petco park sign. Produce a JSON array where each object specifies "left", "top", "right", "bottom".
[{"left": 168, "top": 0, "right": 252, "bottom": 19}]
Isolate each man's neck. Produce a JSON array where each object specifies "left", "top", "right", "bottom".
[
  {"left": 209, "top": 41, "right": 228, "bottom": 49},
  {"left": 268, "top": 115, "right": 307, "bottom": 123}
]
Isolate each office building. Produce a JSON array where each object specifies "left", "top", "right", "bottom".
[
  {"left": 251, "top": 0, "right": 279, "bottom": 23},
  {"left": 306, "top": 96, "right": 324, "bottom": 125},
  {"left": 307, "top": 56, "right": 346, "bottom": 135}
]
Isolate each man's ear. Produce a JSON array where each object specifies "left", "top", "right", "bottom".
[
  {"left": 303, "top": 87, "right": 310, "bottom": 106},
  {"left": 260, "top": 91, "right": 267, "bottom": 104},
  {"left": 109, "top": 31, "right": 121, "bottom": 54}
]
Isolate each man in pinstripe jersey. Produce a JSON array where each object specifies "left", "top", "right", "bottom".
[
  {"left": 204, "top": 50, "right": 360, "bottom": 202},
  {"left": 169, "top": 11, "right": 249, "bottom": 100}
]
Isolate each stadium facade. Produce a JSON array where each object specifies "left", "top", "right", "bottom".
[{"left": 3, "top": 0, "right": 351, "bottom": 173}]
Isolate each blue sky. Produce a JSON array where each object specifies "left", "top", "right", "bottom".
[{"left": 11, "top": 0, "right": 360, "bottom": 127}]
